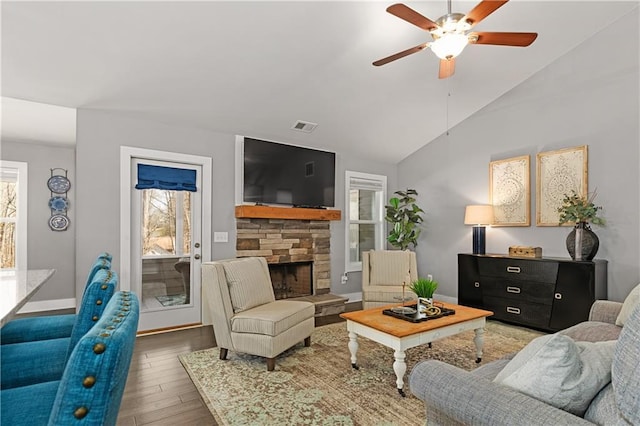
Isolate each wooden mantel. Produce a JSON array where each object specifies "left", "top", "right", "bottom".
[{"left": 235, "top": 205, "right": 341, "bottom": 221}]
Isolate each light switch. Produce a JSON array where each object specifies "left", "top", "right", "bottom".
[{"left": 214, "top": 232, "right": 228, "bottom": 243}]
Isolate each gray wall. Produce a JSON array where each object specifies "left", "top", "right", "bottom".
[
  {"left": 75, "top": 110, "right": 397, "bottom": 300},
  {"left": 399, "top": 8, "right": 640, "bottom": 302},
  {"left": 1, "top": 140, "right": 76, "bottom": 302}
]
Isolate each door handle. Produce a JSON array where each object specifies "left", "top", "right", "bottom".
[
  {"left": 194, "top": 243, "right": 200, "bottom": 248},
  {"left": 194, "top": 254, "right": 201, "bottom": 260}
]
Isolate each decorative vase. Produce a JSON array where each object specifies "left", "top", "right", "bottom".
[
  {"left": 417, "top": 297, "right": 433, "bottom": 318},
  {"left": 566, "top": 222, "right": 599, "bottom": 261}
]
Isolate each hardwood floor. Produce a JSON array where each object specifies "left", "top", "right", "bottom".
[
  {"left": 116, "top": 312, "right": 352, "bottom": 425},
  {"left": 117, "top": 326, "right": 217, "bottom": 425}
]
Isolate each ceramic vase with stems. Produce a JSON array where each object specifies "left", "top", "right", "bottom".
[{"left": 557, "top": 191, "right": 604, "bottom": 261}]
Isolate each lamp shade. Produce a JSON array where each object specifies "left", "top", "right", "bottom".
[
  {"left": 430, "top": 33, "right": 468, "bottom": 59},
  {"left": 464, "top": 205, "right": 494, "bottom": 225}
]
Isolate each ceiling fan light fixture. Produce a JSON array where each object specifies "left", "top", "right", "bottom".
[{"left": 430, "top": 33, "right": 468, "bottom": 60}]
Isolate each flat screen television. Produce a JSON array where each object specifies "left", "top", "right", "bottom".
[{"left": 242, "top": 137, "right": 336, "bottom": 208}]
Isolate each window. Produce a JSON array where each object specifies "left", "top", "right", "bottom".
[
  {"left": 0, "top": 161, "right": 27, "bottom": 271},
  {"left": 345, "top": 171, "right": 387, "bottom": 272}
]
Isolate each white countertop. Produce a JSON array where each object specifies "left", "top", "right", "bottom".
[{"left": 0, "top": 269, "right": 56, "bottom": 327}]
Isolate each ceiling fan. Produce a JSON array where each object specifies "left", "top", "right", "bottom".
[{"left": 373, "top": 0, "right": 538, "bottom": 79}]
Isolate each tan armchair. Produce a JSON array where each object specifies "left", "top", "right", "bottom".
[
  {"left": 362, "top": 250, "right": 418, "bottom": 309},
  {"left": 201, "top": 257, "right": 315, "bottom": 371}
]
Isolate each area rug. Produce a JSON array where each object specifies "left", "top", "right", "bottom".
[{"left": 179, "top": 320, "right": 544, "bottom": 426}]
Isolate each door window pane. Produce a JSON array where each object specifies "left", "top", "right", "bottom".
[{"left": 140, "top": 188, "right": 192, "bottom": 309}]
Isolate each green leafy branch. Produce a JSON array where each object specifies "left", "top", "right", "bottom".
[
  {"left": 385, "top": 189, "right": 425, "bottom": 250},
  {"left": 557, "top": 190, "right": 605, "bottom": 225}
]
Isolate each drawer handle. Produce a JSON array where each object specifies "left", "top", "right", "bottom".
[
  {"left": 474, "top": 282, "right": 480, "bottom": 288},
  {"left": 506, "top": 286, "right": 521, "bottom": 294},
  {"left": 506, "top": 266, "right": 521, "bottom": 273},
  {"left": 555, "top": 293, "right": 562, "bottom": 300},
  {"left": 506, "top": 307, "right": 521, "bottom": 315}
]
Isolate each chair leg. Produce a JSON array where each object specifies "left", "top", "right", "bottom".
[
  {"left": 266, "top": 357, "right": 276, "bottom": 371},
  {"left": 304, "top": 336, "right": 311, "bottom": 347},
  {"left": 219, "top": 348, "right": 228, "bottom": 360}
]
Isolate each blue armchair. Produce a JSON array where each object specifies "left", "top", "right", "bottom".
[
  {"left": 0, "top": 253, "right": 112, "bottom": 345},
  {"left": 0, "top": 268, "right": 118, "bottom": 389},
  {"left": 0, "top": 291, "right": 139, "bottom": 426}
]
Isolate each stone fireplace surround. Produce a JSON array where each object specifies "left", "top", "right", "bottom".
[{"left": 235, "top": 205, "right": 347, "bottom": 316}]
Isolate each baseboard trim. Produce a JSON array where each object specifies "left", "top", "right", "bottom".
[
  {"left": 436, "top": 294, "right": 457, "bottom": 305},
  {"left": 18, "top": 298, "right": 76, "bottom": 314}
]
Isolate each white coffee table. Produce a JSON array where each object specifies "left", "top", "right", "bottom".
[{"left": 340, "top": 302, "right": 493, "bottom": 396}]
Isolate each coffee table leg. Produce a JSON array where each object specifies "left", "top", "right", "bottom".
[
  {"left": 348, "top": 331, "right": 359, "bottom": 370},
  {"left": 393, "top": 350, "right": 407, "bottom": 397},
  {"left": 473, "top": 327, "right": 485, "bottom": 363}
]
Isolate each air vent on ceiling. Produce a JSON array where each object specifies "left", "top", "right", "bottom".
[{"left": 291, "top": 120, "right": 318, "bottom": 133}]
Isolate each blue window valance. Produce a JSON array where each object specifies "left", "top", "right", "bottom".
[{"left": 135, "top": 164, "right": 197, "bottom": 192}]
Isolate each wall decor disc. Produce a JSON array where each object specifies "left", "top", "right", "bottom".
[
  {"left": 49, "top": 214, "right": 70, "bottom": 231},
  {"left": 47, "top": 175, "right": 71, "bottom": 193},
  {"left": 48, "top": 196, "right": 69, "bottom": 212}
]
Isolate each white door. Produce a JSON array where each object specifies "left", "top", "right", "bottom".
[{"left": 121, "top": 148, "right": 211, "bottom": 332}]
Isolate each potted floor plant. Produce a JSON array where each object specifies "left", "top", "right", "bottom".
[
  {"left": 557, "top": 190, "right": 604, "bottom": 261},
  {"left": 385, "top": 189, "right": 424, "bottom": 250}
]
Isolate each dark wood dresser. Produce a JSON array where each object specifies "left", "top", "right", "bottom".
[{"left": 458, "top": 254, "right": 608, "bottom": 332}]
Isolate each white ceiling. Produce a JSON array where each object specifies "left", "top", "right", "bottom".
[{"left": 1, "top": 1, "right": 637, "bottom": 163}]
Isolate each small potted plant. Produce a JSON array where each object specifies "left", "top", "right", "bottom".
[
  {"left": 557, "top": 190, "right": 604, "bottom": 261},
  {"left": 409, "top": 277, "right": 438, "bottom": 312}
]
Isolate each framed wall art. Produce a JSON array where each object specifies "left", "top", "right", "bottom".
[
  {"left": 536, "top": 145, "right": 588, "bottom": 226},
  {"left": 489, "top": 155, "right": 530, "bottom": 226}
]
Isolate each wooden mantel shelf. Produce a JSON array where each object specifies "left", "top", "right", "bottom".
[{"left": 235, "top": 205, "right": 341, "bottom": 221}]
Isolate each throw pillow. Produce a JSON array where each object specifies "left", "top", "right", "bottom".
[
  {"left": 369, "top": 250, "right": 411, "bottom": 286},
  {"left": 493, "top": 333, "right": 616, "bottom": 416},
  {"left": 615, "top": 283, "right": 640, "bottom": 327},
  {"left": 223, "top": 258, "right": 275, "bottom": 313}
]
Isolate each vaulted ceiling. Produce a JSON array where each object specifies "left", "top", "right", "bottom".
[{"left": 2, "top": 1, "right": 637, "bottom": 163}]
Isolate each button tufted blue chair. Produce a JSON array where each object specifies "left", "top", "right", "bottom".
[
  {"left": 0, "top": 253, "right": 113, "bottom": 345},
  {"left": 0, "top": 291, "right": 139, "bottom": 426},
  {"left": 0, "top": 268, "right": 118, "bottom": 389}
]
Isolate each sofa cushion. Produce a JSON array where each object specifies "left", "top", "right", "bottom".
[
  {"left": 231, "top": 300, "right": 314, "bottom": 336},
  {"left": 369, "top": 251, "right": 411, "bottom": 286},
  {"left": 612, "top": 303, "right": 640, "bottom": 425},
  {"left": 584, "top": 383, "right": 631, "bottom": 425},
  {"left": 493, "top": 333, "right": 615, "bottom": 416},
  {"left": 615, "top": 283, "right": 640, "bottom": 327},
  {"left": 559, "top": 320, "right": 621, "bottom": 342},
  {"left": 0, "top": 380, "right": 60, "bottom": 425},
  {"left": 223, "top": 258, "right": 275, "bottom": 313}
]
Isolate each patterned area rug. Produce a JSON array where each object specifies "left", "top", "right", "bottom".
[{"left": 179, "top": 320, "right": 544, "bottom": 425}]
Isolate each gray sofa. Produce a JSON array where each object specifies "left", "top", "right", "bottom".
[{"left": 409, "top": 300, "right": 640, "bottom": 425}]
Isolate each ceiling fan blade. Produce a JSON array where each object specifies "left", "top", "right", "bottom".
[
  {"left": 386, "top": 3, "right": 438, "bottom": 31},
  {"left": 439, "top": 58, "right": 455, "bottom": 79},
  {"left": 470, "top": 32, "right": 538, "bottom": 46},
  {"left": 463, "top": 0, "right": 509, "bottom": 28},
  {"left": 373, "top": 43, "right": 429, "bottom": 66}
]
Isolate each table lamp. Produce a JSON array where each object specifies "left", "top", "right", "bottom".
[{"left": 464, "top": 205, "right": 494, "bottom": 255}]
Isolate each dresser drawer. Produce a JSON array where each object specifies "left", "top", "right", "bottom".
[
  {"left": 484, "top": 296, "right": 552, "bottom": 329},
  {"left": 481, "top": 278, "right": 556, "bottom": 305},
  {"left": 478, "top": 257, "right": 558, "bottom": 283}
]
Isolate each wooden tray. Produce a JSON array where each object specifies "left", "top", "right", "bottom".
[{"left": 383, "top": 304, "right": 456, "bottom": 323}]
